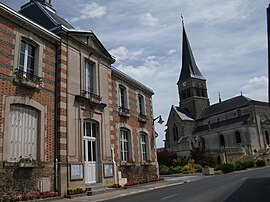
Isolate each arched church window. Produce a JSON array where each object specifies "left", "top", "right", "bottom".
[
  {"left": 235, "top": 131, "right": 241, "bottom": 143},
  {"left": 265, "top": 131, "right": 270, "bottom": 145},
  {"left": 220, "top": 134, "right": 225, "bottom": 146}
]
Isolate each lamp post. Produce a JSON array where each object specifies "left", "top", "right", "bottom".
[
  {"left": 153, "top": 115, "right": 164, "bottom": 125},
  {"left": 153, "top": 115, "right": 164, "bottom": 138}
]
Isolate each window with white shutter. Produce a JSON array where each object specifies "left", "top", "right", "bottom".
[{"left": 8, "top": 105, "right": 39, "bottom": 162}]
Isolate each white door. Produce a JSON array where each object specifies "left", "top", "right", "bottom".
[{"left": 84, "top": 121, "right": 97, "bottom": 184}]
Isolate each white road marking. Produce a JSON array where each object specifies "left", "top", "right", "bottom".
[{"left": 161, "top": 194, "right": 178, "bottom": 200}]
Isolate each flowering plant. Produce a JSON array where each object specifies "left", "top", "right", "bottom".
[
  {"left": 127, "top": 157, "right": 135, "bottom": 164},
  {"left": 19, "top": 154, "right": 36, "bottom": 163}
]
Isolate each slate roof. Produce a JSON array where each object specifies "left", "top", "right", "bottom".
[
  {"left": 194, "top": 114, "right": 250, "bottom": 133},
  {"left": 19, "top": 0, "right": 74, "bottom": 30},
  {"left": 174, "top": 106, "right": 194, "bottom": 121},
  {"left": 197, "top": 95, "right": 251, "bottom": 120},
  {"left": 178, "top": 26, "right": 205, "bottom": 84}
]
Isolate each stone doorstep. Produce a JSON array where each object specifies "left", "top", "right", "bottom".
[{"left": 86, "top": 183, "right": 112, "bottom": 196}]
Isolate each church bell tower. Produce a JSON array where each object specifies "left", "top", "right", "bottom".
[{"left": 177, "top": 24, "right": 210, "bottom": 118}]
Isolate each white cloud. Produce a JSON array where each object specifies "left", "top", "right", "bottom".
[
  {"left": 242, "top": 76, "right": 268, "bottom": 101},
  {"left": 109, "top": 47, "right": 143, "bottom": 62},
  {"left": 185, "top": 0, "right": 252, "bottom": 25},
  {"left": 139, "top": 12, "right": 159, "bottom": 27},
  {"left": 167, "top": 49, "right": 176, "bottom": 55},
  {"left": 70, "top": 3, "right": 106, "bottom": 22}
]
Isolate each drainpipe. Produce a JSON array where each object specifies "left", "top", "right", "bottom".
[
  {"left": 111, "top": 148, "right": 117, "bottom": 184},
  {"left": 54, "top": 42, "right": 60, "bottom": 193}
]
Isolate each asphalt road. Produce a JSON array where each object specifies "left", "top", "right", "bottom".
[{"left": 107, "top": 167, "right": 270, "bottom": 202}]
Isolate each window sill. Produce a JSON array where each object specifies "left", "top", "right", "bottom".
[
  {"left": 120, "top": 162, "right": 135, "bottom": 166},
  {"left": 138, "top": 115, "right": 147, "bottom": 123},
  {"left": 13, "top": 77, "right": 42, "bottom": 90},
  {"left": 118, "top": 107, "right": 130, "bottom": 118},
  {"left": 140, "top": 162, "right": 151, "bottom": 166},
  {"left": 18, "top": 162, "right": 38, "bottom": 168},
  {"left": 4, "top": 161, "right": 38, "bottom": 168}
]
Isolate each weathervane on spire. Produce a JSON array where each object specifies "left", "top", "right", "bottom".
[{"left": 181, "top": 14, "right": 184, "bottom": 26}]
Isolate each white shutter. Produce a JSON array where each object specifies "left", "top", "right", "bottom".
[{"left": 9, "top": 105, "right": 38, "bottom": 161}]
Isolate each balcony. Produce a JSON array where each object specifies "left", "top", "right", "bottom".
[
  {"left": 13, "top": 69, "right": 42, "bottom": 90},
  {"left": 75, "top": 90, "right": 106, "bottom": 109},
  {"left": 118, "top": 106, "right": 130, "bottom": 117},
  {"left": 138, "top": 113, "right": 147, "bottom": 123},
  {"left": 81, "top": 90, "right": 102, "bottom": 104}
]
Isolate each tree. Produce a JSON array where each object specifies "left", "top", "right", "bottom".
[
  {"left": 157, "top": 149, "right": 177, "bottom": 167},
  {"left": 190, "top": 147, "right": 216, "bottom": 167}
]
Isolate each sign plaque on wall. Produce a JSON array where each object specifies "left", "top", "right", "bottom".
[
  {"left": 70, "top": 164, "right": 84, "bottom": 180},
  {"left": 104, "top": 163, "right": 113, "bottom": 178}
]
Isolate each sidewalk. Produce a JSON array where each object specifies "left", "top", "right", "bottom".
[{"left": 52, "top": 173, "right": 204, "bottom": 202}]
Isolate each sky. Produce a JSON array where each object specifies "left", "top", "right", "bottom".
[{"left": 2, "top": 0, "right": 269, "bottom": 148}]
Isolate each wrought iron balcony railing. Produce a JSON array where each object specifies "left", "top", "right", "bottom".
[
  {"left": 13, "top": 68, "right": 42, "bottom": 89},
  {"left": 81, "top": 90, "right": 102, "bottom": 103}
]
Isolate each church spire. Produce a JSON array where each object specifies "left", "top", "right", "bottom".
[
  {"left": 177, "top": 19, "right": 209, "bottom": 118},
  {"left": 31, "top": 0, "right": 52, "bottom": 8},
  {"left": 177, "top": 23, "right": 204, "bottom": 84}
]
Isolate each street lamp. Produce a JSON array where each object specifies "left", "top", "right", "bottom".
[{"left": 153, "top": 115, "right": 164, "bottom": 125}]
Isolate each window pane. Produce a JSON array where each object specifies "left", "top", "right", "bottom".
[
  {"left": 92, "top": 141, "right": 96, "bottom": 161},
  {"left": 88, "top": 141, "right": 92, "bottom": 161},
  {"left": 85, "top": 61, "right": 96, "bottom": 94},
  {"left": 120, "top": 129, "right": 130, "bottom": 161},
  {"left": 92, "top": 123, "right": 96, "bottom": 137},
  {"left": 19, "top": 52, "right": 25, "bottom": 70},
  {"left": 85, "top": 122, "right": 91, "bottom": 137}
]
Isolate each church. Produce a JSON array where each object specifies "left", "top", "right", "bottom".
[{"left": 165, "top": 24, "right": 270, "bottom": 163}]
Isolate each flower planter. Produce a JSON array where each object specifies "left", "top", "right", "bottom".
[
  {"left": 141, "top": 162, "right": 151, "bottom": 166},
  {"left": 18, "top": 162, "right": 36, "bottom": 168},
  {"left": 89, "top": 96, "right": 101, "bottom": 104},
  {"left": 202, "top": 167, "right": 215, "bottom": 175}
]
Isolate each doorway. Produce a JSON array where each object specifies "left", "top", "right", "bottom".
[{"left": 83, "top": 121, "right": 98, "bottom": 184}]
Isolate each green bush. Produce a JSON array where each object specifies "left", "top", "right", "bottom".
[
  {"left": 234, "top": 161, "right": 243, "bottom": 171},
  {"left": 256, "top": 160, "right": 266, "bottom": 167},
  {"left": 241, "top": 160, "right": 255, "bottom": 169},
  {"left": 182, "top": 159, "right": 196, "bottom": 174},
  {"left": 218, "top": 163, "right": 235, "bottom": 173},
  {"left": 159, "top": 165, "right": 171, "bottom": 175},
  {"left": 169, "top": 166, "right": 182, "bottom": 173},
  {"left": 194, "top": 164, "right": 203, "bottom": 172}
]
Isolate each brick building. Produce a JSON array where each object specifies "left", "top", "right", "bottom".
[
  {"left": 110, "top": 67, "right": 157, "bottom": 182},
  {"left": 0, "top": 0, "right": 158, "bottom": 196},
  {"left": 0, "top": 2, "right": 59, "bottom": 194}
]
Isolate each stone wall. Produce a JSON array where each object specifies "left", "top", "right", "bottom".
[
  {"left": 0, "top": 164, "right": 54, "bottom": 195},
  {"left": 119, "top": 165, "right": 158, "bottom": 182}
]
